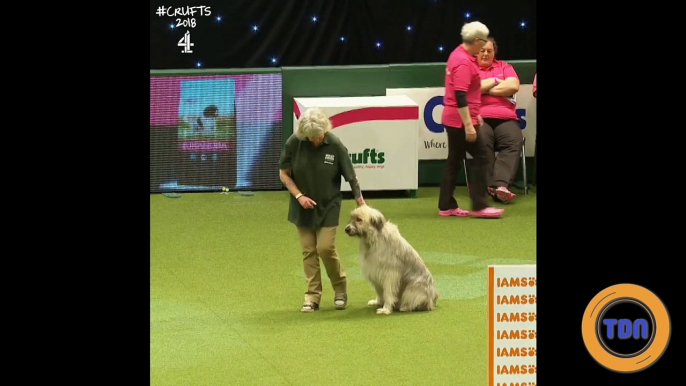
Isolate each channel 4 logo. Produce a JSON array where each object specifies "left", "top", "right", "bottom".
[{"left": 582, "top": 284, "right": 671, "bottom": 373}]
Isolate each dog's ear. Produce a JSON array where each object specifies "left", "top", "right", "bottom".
[{"left": 370, "top": 214, "right": 384, "bottom": 231}]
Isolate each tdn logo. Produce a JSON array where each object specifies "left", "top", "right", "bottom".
[{"left": 582, "top": 284, "right": 670, "bottom": 373}]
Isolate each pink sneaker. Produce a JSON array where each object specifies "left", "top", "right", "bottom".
[
  {"left": 495, "top": 187, "right": 516, "bottom": 204},
  {"left": 470, "top": 207, "right": 504, "bottom": 218},
  {"left": 439, "top": 208, "right": 469, "bottom": 217}
]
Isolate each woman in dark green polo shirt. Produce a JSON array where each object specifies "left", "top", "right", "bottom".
[{"left": 279, "top": 107, "right": 366, "bottom": 313}]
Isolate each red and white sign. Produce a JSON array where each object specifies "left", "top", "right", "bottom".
[{"left": 294, "top": 96, "right": 419, "bottom": 192}]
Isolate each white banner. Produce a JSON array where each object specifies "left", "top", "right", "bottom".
[
  {"left": 488, "top": 265, "right": 537, "bottom": 386},
  {"left": 386, "top": 86, "right": 536, "bottom": 159},
  {"left": 515, "top": 85, "right": 536, "bottom": 158},
  {"left": 293, "top": 96, "right": 419, "bottom": 192},
  {"left": 385, "top": 87, "right": 447, "bottom": 160}
]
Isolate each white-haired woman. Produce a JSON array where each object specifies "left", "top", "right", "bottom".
[
  {"left": 439, "top": 21, "right": 504, "bottom": 218},
  {"left": 279, "top": 107, "right": 366, "bottom": 313}
]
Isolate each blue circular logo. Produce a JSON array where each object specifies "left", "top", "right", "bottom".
[{"left": 424, "top": 96, "right": 445, "bottom": 133}]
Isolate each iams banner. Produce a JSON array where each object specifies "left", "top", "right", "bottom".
[{"left": 386, "top": 86, "right": 536, "bottom": 160}]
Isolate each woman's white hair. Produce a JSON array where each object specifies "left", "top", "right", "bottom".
[
  {"left": 295, "top": 107, "right": 333, "bottom": 140},
  {"left": 461, "top": 21, "right": 489, "bottom": 43}
]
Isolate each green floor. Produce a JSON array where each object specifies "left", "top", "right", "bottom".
[{"left": 150, "top": 187, "right": 536, "bottom": 386}]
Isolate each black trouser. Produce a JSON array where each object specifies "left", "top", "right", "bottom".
[
  {"left": 481, "top": 118, "right": 524, "bottom": 188},
  {"left": 438, "top": 124, "right": 489, "bottom": 211}
]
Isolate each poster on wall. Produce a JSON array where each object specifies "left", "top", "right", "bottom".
[
  {"left": 149, "top": 73, "right": 284, "bottom": 193},
  {"left": 386, "top": 85, "right": 536, "bottom": 160},
  {"left": 177, "top": 78, "right": 237, "bottom": 188}
]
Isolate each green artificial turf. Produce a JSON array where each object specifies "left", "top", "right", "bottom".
[{"left": 151, "top": 187, "right": 536, "bottom": 385}]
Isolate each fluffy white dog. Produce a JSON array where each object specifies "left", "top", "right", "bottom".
[{"left": 344, "top": 205, "right": 438, "bottom": 315}]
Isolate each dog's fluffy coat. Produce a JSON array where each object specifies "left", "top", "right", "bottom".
[{"left": 344, "top": 205, "right": 438, "bottom": 315}]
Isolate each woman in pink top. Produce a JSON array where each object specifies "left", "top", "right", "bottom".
[
  {"left": 439, "top": 22, "right": 504, "bottom": 218},
  {"left": 477, "top": 37, "right": 523, "bottom": 204},
  {"left": 533, "top": 73, "right": 537, "bottom": 98}
]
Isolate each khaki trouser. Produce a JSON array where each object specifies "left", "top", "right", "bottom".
[{"left": 297, "top": 226, "right": 347, "bottom": 304}]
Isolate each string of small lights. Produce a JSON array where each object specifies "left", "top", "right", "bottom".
[{"left": 152, "top": 1, "right": 533, "bottom": 69}]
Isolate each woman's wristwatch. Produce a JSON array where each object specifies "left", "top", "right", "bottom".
[{"left": 295, "top": 193, "right": 303, "bottom": 200}]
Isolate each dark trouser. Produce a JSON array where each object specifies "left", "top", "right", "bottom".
[
  {"left": 439, "top": 124, "right": 489, "bottom": 211},
  {"left": 481, "top": 118, "right": 524, "bottom": 188}
]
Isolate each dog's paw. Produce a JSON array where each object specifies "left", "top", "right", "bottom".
[
  {"left": 399, "top": 306, "right": 411, "bottom": 312},
  {"left": 368, "top": 299, "right": 381, "bottom": 307},
  {"left": 376, "top": 308, "right": 392, "bottom": 315}
]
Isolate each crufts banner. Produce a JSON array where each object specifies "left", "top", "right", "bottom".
[{"left": 386, "top": 86, "right": 536, "bottom": 160}]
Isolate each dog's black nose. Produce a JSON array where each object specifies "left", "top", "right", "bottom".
[{"left": 344, "top": 225, "right": 351, "bottom": 233}]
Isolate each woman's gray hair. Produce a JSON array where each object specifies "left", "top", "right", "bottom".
[
  {"left": 461, "top": 21, "right": 489, "bottom": 43},
  {"left": 295, "top": 107, "right": 333, "bottom": 140}
]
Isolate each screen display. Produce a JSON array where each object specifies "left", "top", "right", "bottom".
[{"left": 150, "top": 73, "right": 283, "bottom": 193}]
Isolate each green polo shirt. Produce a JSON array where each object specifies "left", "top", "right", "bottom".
[{"left": 279, "top": 132, "right": 357, "bottom": 229}]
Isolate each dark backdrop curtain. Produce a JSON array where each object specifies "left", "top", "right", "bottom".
[{"left": 150, "top": 0, "right": 536, "bottom": 69}]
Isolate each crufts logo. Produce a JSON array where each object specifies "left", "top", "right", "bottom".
[{"left": 582, "top": 284, "right": 671, "bottom": 373}]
